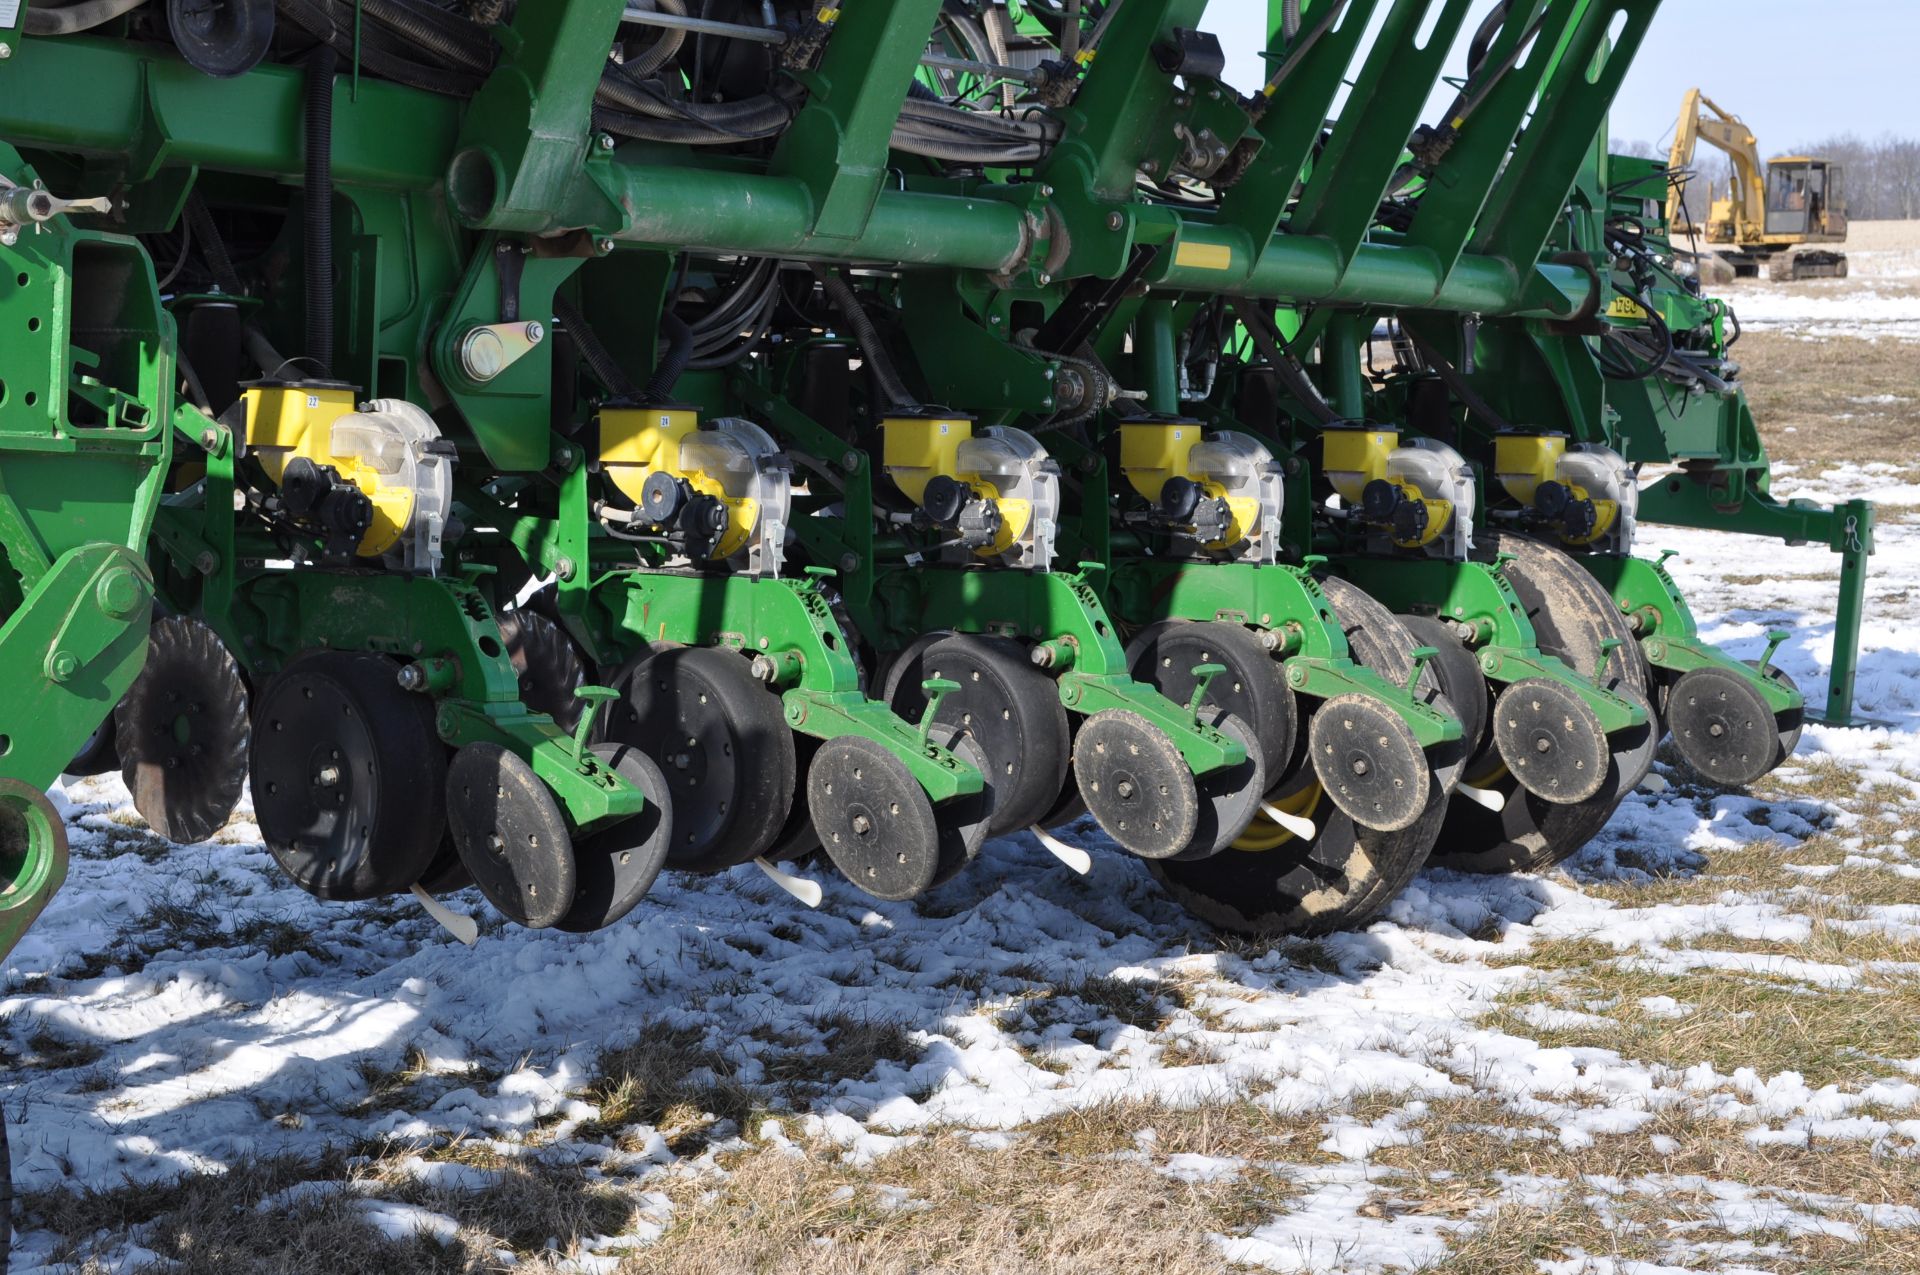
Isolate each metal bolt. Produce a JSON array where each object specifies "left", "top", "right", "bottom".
[
  {"left": 200, "top": 428, "right": 220, "bottom": 453},
  {"left": 48, "top": 651, "right": 77, "bottom": 682},
  {"left": 1037, "top": 272, "right": 1052, "bottom": 285},
  {"left": 0, "top": 44, "right": 11, "bottom": 59},
  {"left": 749, "top": 654, "right": 778, "bottom": 683},
  {"left": 195, "top": 551, "right": 218, "bottom": 575},
  {"left": 524, "top": 321, "right": 545, "bottom": 343},
  {"left": 852, "top": 814, "right": 872, "bottom": 835},
  {"left": 838, "top": 553, "right": 858, "bottom": 572},
  {"left": 317, "top": 764, "right": 341, "bottom": 786},
  {"left": 396, "top": 664, "right": 427, "bottom": 692},
  {"left": 96, "top": 568, "right": 145, "bottom": 620},
  {"left": 598, "top": 238, "right": 616, "bottom": 253},
  {"left": 1107, "top": 212, "right": 1125, "bottom": 231},
  {"left": 1350, "top": 757, "right": 1370, "bottom": 777},
  {"left": 598, "top": 133, "right": 615, "bottom": 150}
]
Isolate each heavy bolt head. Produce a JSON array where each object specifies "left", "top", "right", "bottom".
[
  {"left": 48, "top": 650, "right": 78, "bottom": 682},
  {"left": 96, "top": 567, "right": 146, "bottom": 620},
  {"left": 460, "top": 326, "right": 507, "bottom": 381},
  {"left": 554, "top": 556, "right": 577, "bottom": 581},
  {"left": 523, "top": 321, "right": 545, "bottom": 344}
]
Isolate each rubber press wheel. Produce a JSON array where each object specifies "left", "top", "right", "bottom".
[
  {"left": 554, "top": 742, "right": 676, "bottom": 933},
  {"left": 885, "top": 633, "right": 1072, "bottom": 838},
  {"left": 601, "top": 645, "right": 795, "bottom": 872},
  {"left": 1148, "top": 577, "right": 1459, "bottom": 937},
  {"left": 1430, "top": 531, "right": 1657, "bottom": 875},
  {"left": 115, "top": 616, "right": 252, "bottom": 844},
  {"left": 448, "top": 742, "right": 577, "bottom": 929},
  {"left": 250, "top": 651, "right": 448, "bottom": 900}
]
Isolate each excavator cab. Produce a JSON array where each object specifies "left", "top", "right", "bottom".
[{"left": 1765, "top": 159, "right": 1848, "bottom": 241}]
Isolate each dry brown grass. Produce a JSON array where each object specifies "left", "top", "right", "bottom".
[{"left": 1736, "top": 330, "right": 1920, "bottom": 473}]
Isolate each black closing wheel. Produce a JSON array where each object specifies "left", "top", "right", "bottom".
[
  {"left": 1148, "top": 577, "right": 1456, "bottom": 937},
  {"left": 1397, "top": 614, "right": 1492, "bottom": 769},
  {"left": 924, "top": 729, "right": 994, "bottom": 886},
  {"left": 1668, "top": 665, "right": 1781, "bottom": 787},
  {"left": 1433, "top": 531, "right": 1658, "bottom": 875},
  {"left": 499, "top": 610, "right": 587, "bottom": 733},
  {"left": 1072, "top": 709, "right": 1201, "bottom": 859},
  {"left": 1308, "top": 694, "right": 1429, "bottom": 832},
  {"left": 250, "top": 651, "right": 447, "bottom": 900},
  {"left": 601, "top": 646, "right": 796, "bottom": 873},
  {"left": 555, "top": 743, "right": 676, "bottom": 933},
  {"left": 885, "top": 633, "right": 1071, "bottom": 837},
  {"left": 447, "top": 742, "right": 577, "bottom": 928},
  {"left": 1125, "top": 621, "right": 1298, "bottom": 780},
  {"left": 810, "top": 736, "right": 944, "bottom": 901},
  {"left": 1750, "top": 660, "right": 1805, "bottom": 763},
  {"left": 116, "top": 616, "right": 252, "bottom": 844},
  {"left": 1492, "top": 678, "right": 1610, "bottom": 804},
  {"left": 1176, "top": 711, "right": 1267, "bottom": 860}
]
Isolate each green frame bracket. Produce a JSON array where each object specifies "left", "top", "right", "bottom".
[
  {"left": 771, "top": 0, "right": 943, "bottom": 241},
  {"left": 1334, "top": 554, "right": 1646, "bottom": 733},
  {"left": 1582, "top": 553, "right": 1803, "bottom": 717},
  {"left": 889, "top": 565, "right": 1247, "bottom": 775},
  {"left": 604, "top": 570, "right": 980, "bottom": 805}
]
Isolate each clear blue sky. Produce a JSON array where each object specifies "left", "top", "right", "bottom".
[{"left": 1209, "top": 2, "right": 1920, "bottom": 158}]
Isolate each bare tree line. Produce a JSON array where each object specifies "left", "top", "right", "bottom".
[{"left": 1615, "top": 134, "right": 1920, "bottom": 223}]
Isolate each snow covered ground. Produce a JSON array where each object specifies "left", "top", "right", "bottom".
[{"left": 6, "top": 257, "right": 1920, "bottom": 1274}]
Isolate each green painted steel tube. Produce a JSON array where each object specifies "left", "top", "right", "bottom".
[
  {"left": 601, "top": 165, "right": 1030, "bottom": 271},
  {"left": 1141, "top": 301, "right": 1179, "bottom": 413},
  {"left": 0, "top": 37, "right": 457, "bottom": 189}
]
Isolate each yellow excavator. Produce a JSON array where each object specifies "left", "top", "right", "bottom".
[{"left": 1666, "top": 88, "right": 1849, "bottom": 282}]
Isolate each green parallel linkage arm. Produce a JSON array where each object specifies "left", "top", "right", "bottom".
[
  {"left": 1107, "top": 560, "right": 1463, "bottom": 749},
  {"left": 1581, "top": 553, "right": 1805, "bottom": 716},
  {"left": 771, "top": 0, "right": 945, "bottom": 240},
  {"left": 1334, "top": 556, "right": 1647, "bottom": 733},
  {"left": 600, "top": 569, "right": 982, "bottom": 806},
  {"left": 886, "top": 565, "right": 1248, "bottom": 776}
]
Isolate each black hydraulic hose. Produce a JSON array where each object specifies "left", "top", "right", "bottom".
[
  {"left": 303, "top": 45, "right": 337, "bottom": 376},
  {"left": 277, "top": 0, "right": 482, "bottom": 97},
  {"left": 1228, "top": 302, "right": 1343, "bottom": 426},
  {"left": 552, "top": 294, "right": 640, "bottom": 399},
  {"left": 183, "top": 192, "right": 243, "bottom": 296},
  {"left": 643, "top": 311, "right": 695, "bottom": 403},
  {"left": 1400, "top": 323, "right": 1516, "bottom": 433},
  {"left": 22, "top": 0, "right": 146, "bottom": 35},
  {"left": 1465, "top": 0, "right": 1510, "bottom": 78},
  {"left": 810, "top": 264, "right": 915, "bottom": 410},
  {"left": 356, "top": 0, "right": 493, "bottom": 70}
]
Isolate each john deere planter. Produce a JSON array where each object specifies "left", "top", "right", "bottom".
[{"left": 0, "top": 4, "right": 1881, "bottom": 1229}]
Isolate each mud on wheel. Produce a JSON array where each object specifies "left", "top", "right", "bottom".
[
  {"left": 1146, "top": 578, "right": 1461, "bottom": 937},
  {"left": 1430, "top": 531, "right": 1657, "bottom": 875}
]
